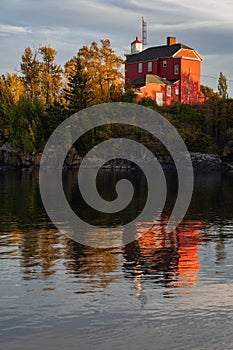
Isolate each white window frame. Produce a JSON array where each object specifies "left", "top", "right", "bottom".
[
  {"left": 163, "top": 60, "right": 167, "bottom": 68},
  {"left": 167, "top": 85, "right": 171, "bottom": 97},
  {"left": 174, "top": 64, "right": 179, "bottom": 75},
  {"left": 148, "top": 61, "right": 152, "bottom": 72},
  {"left": 138, "top": 62, "right": 142, "bottom": 73},
  {"left": 175, "top": 88, "right": 179, "bottom": 95}
]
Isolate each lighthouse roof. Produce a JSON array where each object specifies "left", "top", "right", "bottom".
[{"left": 132, "top": 36, "right": 142, "bottom": 44}]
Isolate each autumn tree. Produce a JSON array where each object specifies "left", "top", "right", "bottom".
[
  {"left": 4, "top": 73, "right": 25, "bottom": 103},
  {"left": 0, "top": 76, "right": 14, "bottom": 139},
  {"left": 39, "top": 46, "right": 63, "bottom": 104},
  {"left": 200, "top": 85, "right": 220, "bottom": 102},
  {"left": 78, "top": 39, "right": 124, "bottom": 104},
  {"left": 218, "top": 72, "right": 228, "bottom": 99},
  {"left": 20, "top": 46, "right": 63, "bottom": 104},
  {"left": 20, "top": 47, "right": 40, "bottom": 100}
]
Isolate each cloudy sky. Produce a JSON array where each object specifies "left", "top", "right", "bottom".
[{"left": 1, "top": 0, "right": 233, "bottom": 95}]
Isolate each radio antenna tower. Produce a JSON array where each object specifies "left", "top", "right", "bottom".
[{"left": 142, "top": 17, "right": 147, "bottom": 49}]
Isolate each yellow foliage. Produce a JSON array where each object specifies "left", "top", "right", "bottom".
[{"left": 6, "top": 73, "right": 25, "bottom": 102}]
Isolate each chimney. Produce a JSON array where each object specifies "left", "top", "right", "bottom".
[{"left": 167, "top": 36, "right": 176, "bottom": 46}]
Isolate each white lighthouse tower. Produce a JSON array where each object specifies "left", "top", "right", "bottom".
[
  {"left": 130, "top": 18, "right": 147, "bottom": 54},
  {"left": 131, "top": 36, "right": 143, "bottom": 54}
]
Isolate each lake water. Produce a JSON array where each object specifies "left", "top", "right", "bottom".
[{"left": 0, "top": 169, "right": 233, "bottom": 350}]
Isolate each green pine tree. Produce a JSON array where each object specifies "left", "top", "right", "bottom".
[{"left": 64, "top": 56, "right": 93, "bottom": 113}]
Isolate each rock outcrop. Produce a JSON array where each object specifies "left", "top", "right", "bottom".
[{"left": 0, "top": 143, "right": 227, "bottom": 171}]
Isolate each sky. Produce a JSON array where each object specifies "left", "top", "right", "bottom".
[{"left": 1, "top": 0, "right": 233, "bottom": 95}]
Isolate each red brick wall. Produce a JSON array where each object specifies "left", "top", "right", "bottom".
[
  {"left": 125, "top": 50, "right": 202, "bottom": 105},
  {"left": 125, "top": 59, "right": 159, "bottom": 83},
  {"left": 135, "top": 82, "right": 180, "bottom": 106},
  {"left": 180, "top": 58, "right": 201, "bottom": 104}
]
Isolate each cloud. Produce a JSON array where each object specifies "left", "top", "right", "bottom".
[
  {"left": 0, "top": 24, "right": 31, "bottom": 35},
  {"left": 1, "top": 0, "right": 233, "bottom": 94},
  {"left": 37, "top": 26, "right": 71, "bottom": 37}
]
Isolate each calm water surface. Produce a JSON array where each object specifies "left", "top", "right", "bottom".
[{"left": 0, "top": 169, "right": 233, "bottom": 350}]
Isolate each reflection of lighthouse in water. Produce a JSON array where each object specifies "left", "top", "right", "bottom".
[
  {"left": 123, "top": 219, "right": 202, "bottom": 297},
  {"left": 176, "top": 222, "right": 201, "bottom": 290}
]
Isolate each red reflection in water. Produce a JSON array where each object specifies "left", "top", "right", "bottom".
[
  {"left": 176, "top": 222, "right": 201, "bottom": 289},
  {"left": 124, "top": 219, "right": 202, "bottom": 296}
]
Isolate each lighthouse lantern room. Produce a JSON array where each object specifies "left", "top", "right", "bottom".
[{"left": 131, "top": 36, "right": 143, "bottom": 54}]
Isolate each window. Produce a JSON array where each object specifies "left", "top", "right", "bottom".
[
  {"left": 174, "top": 64, "right": 179, "bottom": 75},
  {"left": 138, "top": 62, "right": 142, "bottom": 73},
  {"left": 163, "top": 60, "right": 167, "bottom": 68},
  {"left": 148, "top": 61, "right": 152, "bottom": 72},
  {"left": 175, "top": 88, "right": 179, "bottom": 95},
  {"left": 167, "top": 85, "right": 171, "bottom": 97}
]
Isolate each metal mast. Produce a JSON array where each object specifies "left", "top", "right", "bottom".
[{"left": 142, "top": 17, "right": 147, "bottom": 50}]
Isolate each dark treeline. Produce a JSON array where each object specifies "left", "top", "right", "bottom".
[
  {"left": 160, "top": 98, "right": 233, "bottom": 160},
  {"left": 0, "top": 40, "right": 232, "bottom": 161}
]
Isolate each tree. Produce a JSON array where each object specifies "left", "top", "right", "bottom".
[
  {"left": 218, "top": 72, "right": 228, "bottom": 99},
  {"left": 5, "top": 73, "right": 25, "bottom": 103},
  {"left": 200, "top": 85, "right": 220, "bottom": 102},
  {"left": 78, "top": 39, "right": 124, "bottom": 104},
  {"left": 20, "top": 46, "right": 63, "bottom": 104},
  {"left": 138, "top": 97, "right": 158, "bottom": 110},
  {"left": 223, "top": 128, "right": 233, "bottom": 159},
  {"left": 6, "top": 97, "right": 46, "bottom": 152},
  {"left": 0, "top": 75, "right": 14, "bottom": 140},
  {"left": 121, "top": 83, "right": 136, "bottom": 103},
  {"left": 64, "top": 56, "right": 93, "bottom": 112},
  {"left": 45, "top": 101, "right": 69, "bottom": 139},
  {"left": 39, "top": 46, "right": 63, "bottom": 104},
  {"left": 20, "top": 47, "right": 41, "bottom": 100},
  {"left": 99, "top": 39, "right": 124, "bottom": 102}
]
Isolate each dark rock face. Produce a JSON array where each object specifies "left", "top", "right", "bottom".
[
  {"left": 0, "top": 143, "right": 228, "bottom": 172},
  {"left": 0, "top": 143, "right": 41, "bottom": 169},
  {"left": 0, "top": 144, "right": 83, "bottom": 170},
  {"left": 64, "top": 148, "right": 82, "bottom": 168},
  {"left": 190, "top": 153, "right": 223, "bottom": 171},
  {"left": 0, "top": 143, "right": 21, "bottom": 167}
]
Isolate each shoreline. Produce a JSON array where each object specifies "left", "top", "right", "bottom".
[{"left": 0, "top": 143, "right": 232, "bottom": 172}]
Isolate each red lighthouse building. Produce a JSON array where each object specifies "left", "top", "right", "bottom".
[{"left": 125, "top": 36, "right": 203, "bottom": 106}]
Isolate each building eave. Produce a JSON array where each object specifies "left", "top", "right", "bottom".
[{"left": 173, "top": 48, "right": 203, "bottom": 61}]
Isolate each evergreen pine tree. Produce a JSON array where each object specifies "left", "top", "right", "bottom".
[{"left": 65, "top": 56, "right": 93, "bottom": 112}]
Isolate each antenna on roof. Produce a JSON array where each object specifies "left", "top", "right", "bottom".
[{"left": 142, "top": 17, "right": 147, "bottom": 50}]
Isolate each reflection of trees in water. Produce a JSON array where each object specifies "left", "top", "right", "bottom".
[
  {"left": 1, "top": 170, "right": 232, "bottom": 296},
  {"left": 3, "top": 226, "right": 121, "bottom": 288},
  {"left": 64, "top": 240, "right": 121, "bottom": 289},
  {"left": 20, "top": 230, "right": 64, "bottom": 279},
  {"left": 0, "top": 228, "right": 64, "bottom": 280},
  {"left": 0, "top": 218, "right": 202, "bottom": 294},
  {"left": 123, "top": 219, "right": 202, "bottom": 297},
  {"left": 1, "top": 217, "right": 229, "bottom": 302}
]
